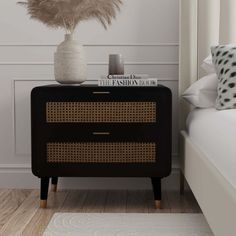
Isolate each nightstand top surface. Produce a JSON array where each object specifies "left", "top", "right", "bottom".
[{"left": 37, "top": 83, "right": 166, "bottom": 89}]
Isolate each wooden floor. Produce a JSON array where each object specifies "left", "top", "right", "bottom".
[{"left": 0, "top": 189, "right": 201, "bottom": 236}]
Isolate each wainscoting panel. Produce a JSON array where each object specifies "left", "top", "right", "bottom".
[{"left": 14, "top": 80, "right": 56, "bottom": 156}]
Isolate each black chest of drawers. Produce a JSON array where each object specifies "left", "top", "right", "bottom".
[{"left": 31, "top": 85, "right": 172, "bottom": 208}]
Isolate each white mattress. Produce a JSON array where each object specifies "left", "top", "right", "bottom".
[{"left": 186, "top": 108, "right": 236, "bottom": 190}]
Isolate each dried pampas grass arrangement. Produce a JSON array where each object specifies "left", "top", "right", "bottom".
[{"left": 18, "top": 0, "right": 123, "bottom": 33}]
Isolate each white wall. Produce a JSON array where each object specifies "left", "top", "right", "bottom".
[{"left": 0, "top": 0, "right": 179, "bottom": 189}]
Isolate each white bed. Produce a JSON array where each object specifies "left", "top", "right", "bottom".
[
  {"left": 180, "top": 129, "right": 236, "bottom": 236},
  {"left": 186, "top": 108, "right": 236, "bottom": 190},
  {"left": 179, "top": 1, "right": 236, "bottom": 236}
]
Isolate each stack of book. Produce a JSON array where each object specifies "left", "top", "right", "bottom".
[{"left": 98, "top": 74, "right": 159, "bottom": 87}]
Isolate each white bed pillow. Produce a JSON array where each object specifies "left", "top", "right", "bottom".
[
  {"left": 182, "top": 73, "right": 218, "bottom": 108},
  {"left": 201, "top": 55, "right": 215, "bottom": 74}
]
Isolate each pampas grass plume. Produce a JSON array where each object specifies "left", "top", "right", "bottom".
[{"left": 18, "top": 0, "right": 123, "bottom": 33}]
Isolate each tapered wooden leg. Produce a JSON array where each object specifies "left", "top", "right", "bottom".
[
  {"left": 51, "top": 177, "right": 58, "bottom": 192},
  {"left": 151, "top": 177, "right": 162, "bottom": 209},
  {"left": 180, "top": 171, "right": 185, "bottom": 195},
  {"left": 40, "top": 177, "right": 49, "bottom": 208}
]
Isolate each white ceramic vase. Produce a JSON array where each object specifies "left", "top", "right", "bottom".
[{"left": 54, "top": 34, "right": 87, "bottom": 84}]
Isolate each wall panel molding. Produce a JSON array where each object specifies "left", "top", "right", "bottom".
[
  {"left": 0, "top": 61, "right": 179, "bottom": 66},
  {"left": 0, "top": 44, "right": 179, "bottom": 65},
  {"left": 0, "top": 43, "right": 179, "bottom": 47}
]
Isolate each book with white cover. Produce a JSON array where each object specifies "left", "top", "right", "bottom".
[
  {"left": 98, "top": 79, "right": 159, "bottom": 87},
  {"left": 101, "top": 74, "right": 149, "bottom": 80}
]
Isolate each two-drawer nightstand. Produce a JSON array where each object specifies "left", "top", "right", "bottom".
[{"left": 31, "top": 85, "right": 172, "bottom": 208}]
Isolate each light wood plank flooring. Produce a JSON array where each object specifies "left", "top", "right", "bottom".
[{"left": 0, "top": 189, "right": 201, "bottom": 236}]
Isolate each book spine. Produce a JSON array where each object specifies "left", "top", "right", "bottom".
[
  {"left": 98, "top": 79, "right": 158, "bottom": 87},
  {"left": 101, "top": 74, "right": 149, "bottom": 80}
]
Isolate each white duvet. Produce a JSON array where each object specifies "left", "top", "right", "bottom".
[{"left": 186, "top": 108, "right": 236, "bottom": 190}]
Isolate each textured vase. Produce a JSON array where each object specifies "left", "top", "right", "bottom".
[{"left": 54, "top": 34, "right": 87, "bottom": 84}]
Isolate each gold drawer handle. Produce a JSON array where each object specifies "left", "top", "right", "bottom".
[
  {"left": 93, "top": 132, "right": 110, "bottom": 135},
  {"left": 92, "top": 91, "right": 110, "bottom": 95}
]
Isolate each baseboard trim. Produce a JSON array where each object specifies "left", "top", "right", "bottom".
[
  {"left": 0, "top": 164, "right": 31, "bottom": 173},
  {"left": 0, "top": 169, "right": 180, "bottom": 190},
  {"left": 0, "top": 155, "right": 180, "bottom": 189}
]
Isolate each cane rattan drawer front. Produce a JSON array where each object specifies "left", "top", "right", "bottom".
[
  {"left": 47, "top": 142, "right": 156, "bottom": 163},
  {"left": 46, "top": 102, "right": 156, "bottom": 123}
]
